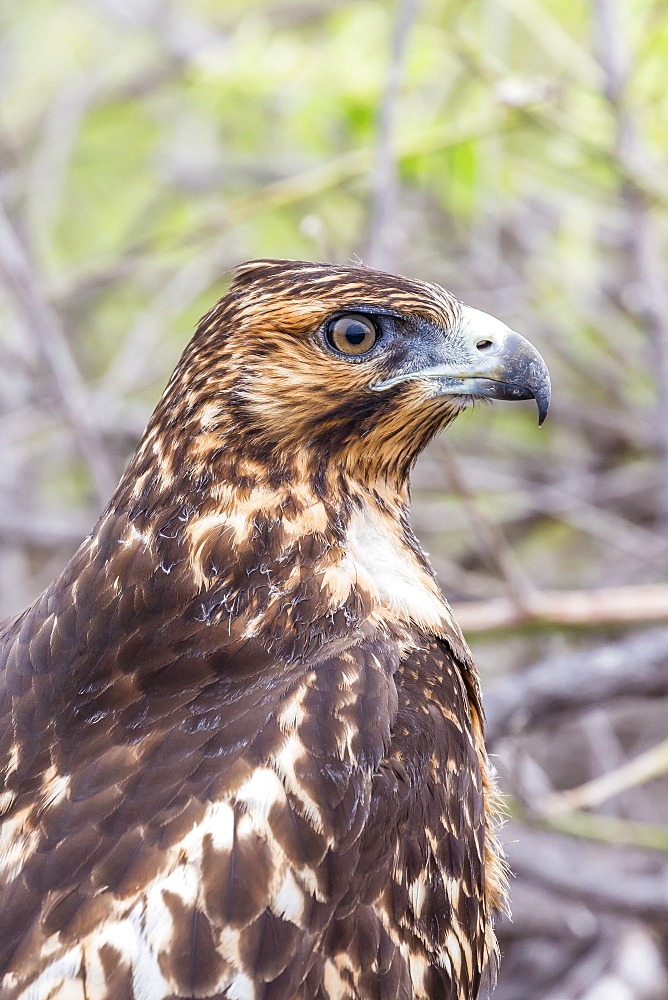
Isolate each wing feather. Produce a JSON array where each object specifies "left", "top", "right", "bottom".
[
  {"left": 0, "top": 535, "right": 397, "bottom": 998},
  {"left": 1, "top": 516, "right": 499, "bottom": 1000}
]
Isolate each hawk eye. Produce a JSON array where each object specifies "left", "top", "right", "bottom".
[{"left": 326, "top": 314, "right": 378, "bottom": 356}]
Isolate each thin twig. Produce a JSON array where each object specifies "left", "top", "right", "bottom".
[
  {"left": 365, "top": 0, "right": 421, "bottom": 270},
  {"left": 100, "top": 237, "right": 237, "bottom": 398},
  {"left": 0, "top": 204, "right": 117, "bottom": 504},
  {"left": 26, "top": 75, "right": 96, "bottom": 260},
  {"left": 509, "top": 802, "right": 668, "bottom": 853},
  {"left": 542, "top": 737, "right": 668, "bottom": 816},
  {"left": 484, "top": 628, "right": 668, "bottom": 744},
  {"left": 493, "top": 0, "right": 603, "bottom": 87},
  {"left": 456, "top": 26, "right": 668, "bottom": 208},
  {"left": 594, "top": 0, "right": 668, "bottom": 532},
  {"left": 505, "top": 823, "right": 668, "bottom": 915},
  {"left": 437, "top": 439, "right": 538, "bottom": 610},
  {"left": 194, "top": 108, "right": 505, "bottom": 241}
]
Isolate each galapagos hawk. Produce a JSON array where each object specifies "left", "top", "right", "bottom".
[{"left": 0, "top": 260, "right": 550, "bottom": 1000}]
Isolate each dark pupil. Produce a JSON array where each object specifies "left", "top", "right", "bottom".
[{"left": 344, "top": 323, "right": 367, "bottom": 345}]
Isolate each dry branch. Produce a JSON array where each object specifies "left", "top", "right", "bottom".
[
  {"left": 484, "top": 629, "right": 668, "bottom": 744},
  {"left": 453, "top": 583, "right": 668, "bottom": 634},
  {"left": 0, "top": 205, "right": 117, "bottom": 504},
  {"left": 438, "top": 439, "right": 538, "bottom": 610},
  {"left": 505, "top": 824, "right": 668, "bottom": 919},
  {"left": 366, "top": 0, "right": 421, "bottom": 270},
  {"left": 509, "top": 797, "right": 668, "bottom": 852},
  {"left": 594, "top": 0, "right": 668, "bottom": 529},
  {"left": 542, "top": 737, "right": 668, "bottom": 816}
]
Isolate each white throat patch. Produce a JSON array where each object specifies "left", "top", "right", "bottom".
[{"left": 345, "top": 508, "right": 452, "bottom": 634}]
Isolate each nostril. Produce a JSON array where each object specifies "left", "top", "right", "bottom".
[{"left": 476, "top": 339, "right": 493, "bottom": 351}]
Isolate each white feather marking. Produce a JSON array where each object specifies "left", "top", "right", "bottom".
[
  {"left": 236, "top": 767, "right": 285, "bottom": 821},
  {"left": 81, "top": 939, "right": 111, "bottom": 998},
  {"left": 323, "top": 959, "right": 350, "bottom": 1000},
  {"left": 338, "top": 665, "right": 358, "bottom": 689},
  {"left": 41, "top": 773, "right": 70, "bottom": 809},
  {"left": 444, "top": 929, "right": 463, "bottom": 978},
  {"left": 345, "top": 510, "right": 449, "bottom": 632},
  {"left": 181, "top": 799, "right": 235, "bottom": 857},
  {"left": 157, "top": 863, "right": 199, "bottom": 909},
  {"left": 226, "top": 971, "right": 255, "bottom": 1000},
  {"left": 271, "top": 734, "right": 325, "bottom": 834},
  {"left": 21, "top": 950, "right": 83, "bottom": 1000},
  {"left": 0, "top": 788, "right": 16, "bottom": 815},
  {"left": 290, "top": 862, "right": 321, "bottom": 898},
  {"left": 142, "top": 881, "right": 184, "bottom": 955},
  {"left": 435, "top": 948, "right": 454, "bottom": 972},
  {"left": 273, "top": 868, "right": 305, "bottom": 923},
  {"left": 126, "top": 899, "right": 173, "bottom": 1000},
  {"left": 408, "top": 951, "right": 432, "bottom": 998},
  {"left": 276, "top": 682, "right": 310, "bottom": 731},
  {"left": 126, "top": 523, "right": 153, "bottom": 547},
  {"left": 408, "top": 876, "right": 427, "bottom": 916},
  {"left": 0, "top": 807, "right": 40, "bottom": 882},
  {"left": 82, "top": 915, "right": 140, "bottom": 995},
  {"left": 4, "top": 741, "right": 21, "bottom": 780},
  {"left": 218, "top": 926, "right": 242, "bottom": 965}
]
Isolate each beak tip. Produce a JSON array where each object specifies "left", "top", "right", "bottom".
[{"left": 535, "top": 386, "right": 551, "bottom": 426}]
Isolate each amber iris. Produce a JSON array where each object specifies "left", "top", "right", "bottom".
[{"left": 326, "top": 313, "right": 378, "bottom": 355}]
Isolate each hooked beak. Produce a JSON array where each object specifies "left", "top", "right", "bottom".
[{"left": 372, "top": 306, "right": 551, "bottom": 425}]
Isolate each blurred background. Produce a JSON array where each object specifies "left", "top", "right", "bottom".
[{"left": 1, "top": 0, "right": 667, "bottom": 996}]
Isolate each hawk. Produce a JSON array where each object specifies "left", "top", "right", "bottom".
[{"left": 0, "top": 260, "right": 550, "bottom": 1000}]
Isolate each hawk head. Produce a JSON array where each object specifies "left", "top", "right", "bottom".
[{"left": 143, "top": 259, "right": 550, "bottom": 491}]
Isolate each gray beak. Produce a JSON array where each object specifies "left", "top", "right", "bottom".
[{"left": 372, "top": 306, "right": 551, "bottom": 425}]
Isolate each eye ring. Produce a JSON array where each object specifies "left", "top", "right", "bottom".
[{"left": 325, "top": 313, "right": 379, "bottom": 356}]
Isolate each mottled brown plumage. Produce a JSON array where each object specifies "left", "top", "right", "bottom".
[{"left": 0, "top": 260, "right": 549, "bottom": 1000}]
